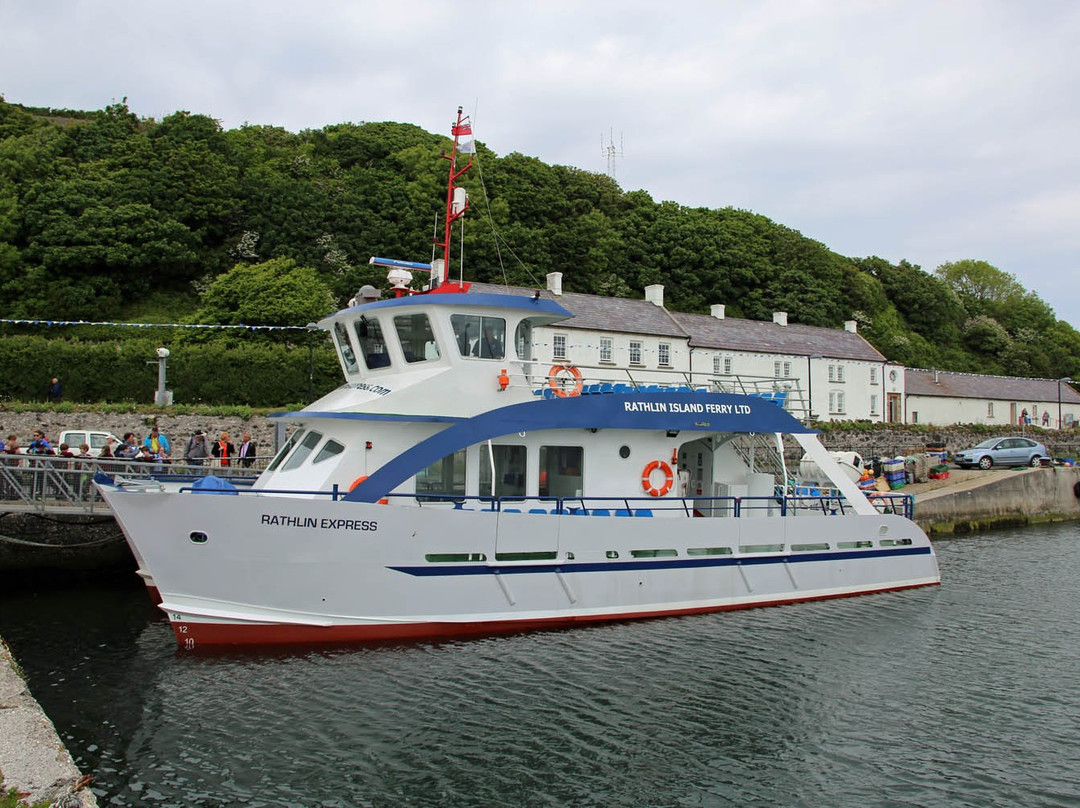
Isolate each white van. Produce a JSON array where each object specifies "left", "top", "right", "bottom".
[{"left": 58, "top": 430, "right": 121, "bottom": 457}]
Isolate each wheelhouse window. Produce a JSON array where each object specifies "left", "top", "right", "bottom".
[
  {"left": 451, "top": 314, "right": 505, "bottom": 359},
  {"left": 312, "top": 439, "right": 345, "bottom": 464},
  {"left": 416, "top": 449, "right": 466, "bottom": 500},
  {"left": 355, "top": 315, "right": 391, "bottom": 369},
  {"left": 479, "top": 444, "right": 527, "bottom": 499},
  {"left": 394, "top": 313, "right": 439, "bottom": 363},
  {"left": 282, "top": 430, "right": 323, "bottom": 471},
  {"left": 539, "top": 445, "right": 583, "bottom": 498},
  {"left": 266, "top": 429, "right": 304, "bottom": 472},
  {"left": 333, "top": 322, "right": 359, "bottom": 375},
  {"left": 515, "top": 320, "right": 533, "bottom": 360}
]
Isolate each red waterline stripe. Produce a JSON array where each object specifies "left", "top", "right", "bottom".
[{"left": 169, "top": 581, "right": 940, "bottom": 648}]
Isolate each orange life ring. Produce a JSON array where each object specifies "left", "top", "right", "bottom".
[
  {"left": 547, "top": 364, "right": 584, "bottom": 397},
  {"left": 641, "top": 460, "right": 674, "bottom": 497},
  {"left": 349, "top": 475, "right": 388, "bottom": 504}
]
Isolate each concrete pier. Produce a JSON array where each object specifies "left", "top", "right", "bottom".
[
  {"left": 908, "top": 465, "right": 1080, "bottom": 534},
  {"left": 0, "top": 638, "right": 97, "bottom": 807}
]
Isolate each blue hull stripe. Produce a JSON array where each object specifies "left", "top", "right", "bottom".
[{"left": 388, "top": 546, "right": 932, "bottom": 577}]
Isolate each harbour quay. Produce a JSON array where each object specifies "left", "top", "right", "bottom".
[{"left": 0, "top": 639, "right": 97, "bottom": 806}]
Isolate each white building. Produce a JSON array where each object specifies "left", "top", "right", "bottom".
[
  {"left": 905, "top": 368, "right": 1080, "bottom": 429},
  {"left": 472, "top": 275, "right": 897, "bottom": 423}
]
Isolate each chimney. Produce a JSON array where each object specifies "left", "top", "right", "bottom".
[
  {"left": 772, "top": 311, "right": 788, "bottom": 326},
  {"left": 644, "top": 284, "right": 665, "bottom": 307},
  {"left": 844, "top": 320, "right": 857, "bottom": 333},
  {"left": 546, "top": 272, "right": 563, "bottom": 296},
  {"left": 710, "top": 304, "right": 726, "bottom": 320}
]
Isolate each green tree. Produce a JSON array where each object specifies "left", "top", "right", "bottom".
[{"left": 194, "top": 257, "right": 336, "bottom": 328}]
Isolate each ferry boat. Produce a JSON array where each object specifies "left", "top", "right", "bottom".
[{"left": 97, "top": 109, "right": 940, "bottom": 648}]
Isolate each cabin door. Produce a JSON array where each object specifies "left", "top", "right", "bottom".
[{"left": 677, "top": 438, "right": 715, "bottom": 502}]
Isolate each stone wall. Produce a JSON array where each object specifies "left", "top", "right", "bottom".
[{"left": 815, "top": 426, "right": 1080, "bottom": 463}]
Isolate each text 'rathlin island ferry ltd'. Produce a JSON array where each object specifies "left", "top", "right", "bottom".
[{"left": 97, "top": 108, "right": 939, "bottom": 649}]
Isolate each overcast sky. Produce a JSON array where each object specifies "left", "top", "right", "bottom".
[{"left": 4, "top": 0, "right": 1080, "bottom": 327}]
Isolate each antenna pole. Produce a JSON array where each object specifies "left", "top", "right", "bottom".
[{"left": 437, "top": 106, "right": 474, "bottom": 286}]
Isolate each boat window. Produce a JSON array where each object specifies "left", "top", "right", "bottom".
[
  {"left": 451, "top": 314, "right": 505, "bottom": 359},
  {"left": 687, "top": 547, "right": 733, "bottom": 556},
  {"left": 837, "top": 540, "right": 872, "bottom": 549},
  {"left": 355, "top": 315, "right": 391, "bottom": 370},
  {"left": 416, "top": 449, "right": 466, "bottom": 501},
  {"left": 879, "top": 538, "right": 914, "bottom": 547},
  {"left": 739, "top": 544, "right": 785, "bottom": 553},
  {"left": 426, "top": 553, "right": 487, "bottom": 563},
  {"left": 479, "top": 444, "right": 526, "bottom": 499},
  {"left": 266, "top": 429, "right": 304, "bottom": 472},
  {"left": 394, "top": 313, "right": 440, "bottom": 363},
  {"left": 515, "top": 320, "right": 533, "bottom": 360},
  {"left": 495, "top": 551, "right": 558, "bottom": 561},
  {"left": 282, "top": 430, "right": 324, "bottom": 471},
  {"left": 792, "top": 543, "right": 830, "bottom": 552},
  {"left": 539, "top": 445, "right": 583, "bottom": 498},
  {"left": 333, "top": 322, "right": 359, "bottom": 375},
  {"left": 629, "top": 549, "right": 677, "bottom": 558},
  {"left": 312, "top": 439, "right": 345, "bottom": 465}
]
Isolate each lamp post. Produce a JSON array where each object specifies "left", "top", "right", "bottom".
[
  {"left": 1059, "top": 377, "right": 1072, "bottom": 430},
  {"left": 306, "top": 323, "right": 319, "bottom": 403},
  {"left": 805, "top": 354, "right": 822, "bottom": 424}
]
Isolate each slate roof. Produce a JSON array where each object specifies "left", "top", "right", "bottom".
[
  {"left": 905, "top": 368, "right": 1080, "bottom": 403},
  {"left": 672, "top": 311, "right": 885, "bottom": 362},
  {"left": 467, "top": 281, "right": 881, "bottom": 360},
  {"left": 468, "top": 281, "right": 686, "bottom": 337}
]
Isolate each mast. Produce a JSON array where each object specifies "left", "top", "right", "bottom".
[{"left": 435, "top": 106, "right": 474, "bottom": 288}]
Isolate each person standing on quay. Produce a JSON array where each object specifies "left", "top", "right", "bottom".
[
  {"left": 47, "top": 377, "right": 62, "bottom": 403},
  {"left": 238, "top": 432, "right": 257, "bottom": 468},
  {"left": 143, "top": 426, "right": 171, "bottom": 460},
  {"left": 212, "top": 431, "right": 235, "bottom": 467}
]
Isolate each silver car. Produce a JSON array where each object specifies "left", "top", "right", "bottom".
[{"left": 953, "top": 436, "right": 1048, "bottom": 469}]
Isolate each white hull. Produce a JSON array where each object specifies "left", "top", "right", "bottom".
[{"left": 103, "top": 489, "right": 939, "bottom": 648}]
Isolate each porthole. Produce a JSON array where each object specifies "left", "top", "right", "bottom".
[
  {"left": 189, "top": 531, "right": 208, "bottom": 544},
  {"left": 619, "top": 445, "right": 631, "bottom": 459}
]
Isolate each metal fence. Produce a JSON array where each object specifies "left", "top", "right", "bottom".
[{"left": 0, "top": 454, "right": 266, "bottom": 515}]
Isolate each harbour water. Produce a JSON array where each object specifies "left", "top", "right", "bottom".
[{"left": 3, "top": 523, "right": 1080, "bottom": 807}]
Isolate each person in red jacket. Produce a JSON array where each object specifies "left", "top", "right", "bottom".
[{"left": 212, "top": 431, "right": 236, "bottom": 467}]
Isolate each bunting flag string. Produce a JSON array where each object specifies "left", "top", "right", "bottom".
[{"left": 0, "top": 318, "right": 312, "bottom": 331}]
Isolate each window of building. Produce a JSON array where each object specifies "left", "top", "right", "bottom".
[
  {"left": 539, "top": 445, "right": 583, "bottom": 498},
  {"left": 658, "top": 343, "right": 671, "bottom": 367},
  {"left": 552, "top": 333, "right": 567, "bottom": 360},
  {"left": 828, "top": 364, "right": 846, "bottom": 383},
  {"left": 774, "top": 360, "right": 792, "bottom": 378},
  {"left": 355, "top": 315, "right": 391, "bottom": 369},
  {"left": 599, "top": 337, "right": 613, "bottom": 364},
  {"left": 870, "top": 394, "right": 879, "bottom": 415},
  {"left": 629, "top": 340, "right": 643, "bottom": 365},
  {"left": 713, "top": 355, "right": 733, "bottom": 376},
  {"left": 869, "top": 367, "right": 878, "bottom": 385},
  {"left": 334, "top": 322, "right": 359, "bottom": 375},
  {"left": 987, "top": 402, "right": 995, "bottom": 418},
  {"left": 416, "top": 449, "right": 466, "bottom": 501},
  {"left": 479, "top": 445, "right": 527, "bottom": 500},
  {"left": 450, "top": 314, "right": 505, "bottom": 359},
  {"left": 394, "top": 313, "right": 439, "bottom": 363},
  {"left": 829, "top": 391, "right": 846, "bottom": 415},
  {"left": 911, "top": 411, "right": 919, "bottom": 424}
]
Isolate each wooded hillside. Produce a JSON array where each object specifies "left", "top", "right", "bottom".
[{"left": 1, "top": 98, "right": 1078, "bottom": 405}]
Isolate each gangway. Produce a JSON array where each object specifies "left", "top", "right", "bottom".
[{"left": 0, "top": 456, "right": 264, "bottom": 516}]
